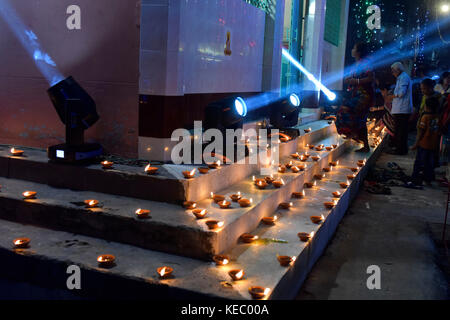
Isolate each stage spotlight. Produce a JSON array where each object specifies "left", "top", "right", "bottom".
[
  {"left": 204, "top": 96, "right": 247, "bottom": 132},
  {"left": 269, "top": 93, "right": 301, "bottom": 130},
  {"left": 47, "top": 76, "right": 103, "bottom": 163},
  {"left": 441, "top": 4, "right": 449, "bottom": 13}
]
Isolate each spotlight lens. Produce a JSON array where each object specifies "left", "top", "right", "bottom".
[
  {"left": 289, "top": 93, "right": 301, "bottom": 107},
  {"left": 235, "top": 97, "right": 247, "bottom": 117},
  {"left": 327, "top": 92, "right": 337, "bottom": 101},
  {"left": 442, "top": 4, "right": 449, "bottom": 12}
]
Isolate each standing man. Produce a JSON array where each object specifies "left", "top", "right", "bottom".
[{"left": 388, "top": 62, "right": 413, "bottom": 155}]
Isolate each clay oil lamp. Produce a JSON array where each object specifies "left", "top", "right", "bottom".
[
  {"left": 255, "top": 179, "right": 268, "bottom": 190},
  {"left": 311, "top": 156, "right": 321, "bottom": 162},
  {"left": 228, "top": 269, "right": 245, "bottom": 281},
  {"left": 357, "top": 161, "right": 365, "bottom": 168},
  {"left": 192, "top": 209, "right": 207, "bottom": 219},
  {"left": 332, "top": 191, "right": 341, "bottom": 198},
  {"left": 310, "top": 215, "right": 325, "bottom": 224},
  {"left": 212, "top": 255, "right": 230, "bottom": 266},
  {"left": 304, "top": 181, "right": 316, "bottom": 188},
  {"left": 277, "top": 255, "right": 296, "bottom": 267},
  {"left": 285, "top": 161, "right": 293, "bottom": 169},
  {"left": 324, "top": 200, "right": 337, "bottom": 210},
  {"left": 304, "top": 128, "right": 312, "bottom": 133},
  {"left": 210, "top": 192, "right": 226, "bottom": 203},
  {"left": 315, "top": 146, "right": 324, "bottom": 151},
  {"left": 298, "top": 231, "right": 314, "bottom": 242},
  {"left": 101, "top": 161, "right": 114, "bottom": 169},
  {"left": 182, "top": 169, "right": 196, "bottom": 179},
  {"left": 240, "top": 233, "right": 259, "bottom": 243},
  {"left": 297, "top": 164, "right": 306, "bottom": 171},
  {"left": 84, "top": 199, "right": 99, "bottom": 208},
  {"left": 13, "top": 238, "right": 30, "bottom": 249},
  {"left": 292, "top": 190, "right": 305, "bottom": 199},
  {"left": 157, "top": 266, "right": 174, "bottom": 279},
  {"left": 144, "top": 164, "right": 158, "bottom": 175},
  {"left": 208, "top": 160, "right": 221, "bottom": 169},
  {"left": 323, "top": 167, "right": 331, "bottom": 173},
  {"left": 278, "top": 165, "right": 286, "bottom": 174},
  {"left": 304, "top": 152, "right": 310, "bottom": 158},
  {"left": 249, "top": 287, "right": 270, "bottom": 300},
  {"left": 291, "top": 152, "right": 300, "bottom": 159},
  {"left": 299, "top": 155, "right": 307, "bottom": 162},
  {"left": 332, "top": 144, "right": 338, "bottom": 149},
  {"left": 135, "top": 208, "right": 150, "bottom": 219},
  {"left": 347, "top": 174, "right": 356, "bottom": 180},
  {"left": 340, "top": 181, "right": 350, "bottom": 189},
  {"left": 205, "top": 220, "right": 224, "bottom": 230},
  {"left": 183, "top": 201, "right": 197, "bottom": 210},
  {"left": 199, "top": 167, "right": 210, "bottom": 174},
  {"left": 279, "top": 202, "right": 293, "bottom": 210},
  {"left": 307, "top": 144, "right": 315, "bottom": 150},
  {"left": 238, "top": 198, "right": 252, "bottom": 208},
  {"left": 326, "top": 146, "right": 333, "bottom": 151},
  {"left": 314, "top": 174, "right": 325, "bottom": 180},
  {"left": 264, "top": 175, "right": 275, "bottom": 184},
  {"left": 22, "top": 191, "right": 37, "bottom": 200},
  {"left": 272, "top": 179, "right": 285, "bottom": 188},
  {"left": 261, "top": 215, "right": 278, "bottom": 225},
  {"left": 10, "top": 147, "right": 24, "bottom": 156},
  {"left": 329, "top": 160, "right": 339, "bottom": 167},
  {"left": 97, "top": 254, "right": 115, "bottom": 268},
  {"left": 218, "top": 200, "right": 231, "bottom": 209},
  {"left": 291, "top": 166, "right": 300, "bottom": 173},
  {"left": 350, "top": 167, "right": 359, "bottom": 173},
  {"left": 230, "top": 192, "right": 242, "bottom": 202}
]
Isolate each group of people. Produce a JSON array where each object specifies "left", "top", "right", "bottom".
[{"left": 336, "top": 42, "right": 450, "bottom": 187}]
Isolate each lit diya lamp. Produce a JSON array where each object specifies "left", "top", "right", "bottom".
[
  {"left": 238, "top": 198, "right": 252, "bottom": 208},
  {"left": 212, "top": 255, "right": 230, "bottom": 266},
  {"left": 332, "top": 144, "right": 338, "bottom": 149},
  {"left": 228, "top": 269, "right": 245, "bottom": 281},
  {"left": 199, "top": 167, "right": 210, "bottom": 174},
  {"left": 332, "top": 191, "right": 341, "bottom": 198},
  {"left": 297, "top": 164, "right": 306, "bottom": 171},
  {"left": 13, "top": 238, "right": 30, "bottom": 249},
  {"left": 255, "top": 179, "right": 268, "bottom": 190},
  {"left": 310, "top": 215, "right": 325, "bottom": 224},
  {"left": 298, "top": 231, "right": 314, "bottom": 242},
  {"left": 304, "top": 128, "right": 312, "bottom": 133},
  {"left": 157, "top": 266, "right": 174, "bottom": 279},
  {"left": 144, "top": 164, "right": 158, "bottom": 175},
  {"left": 249, "top": 286, "right": 270, "bottom": 300},
  {"left": 240, "top": 233, "right": 259, "bottom": 243},
  {"left": 304, "top": 181, "right": 316, "bottom": 188},
  {"left": 211, "top": 192, "right": 226, "bottom": 203},
  {"left": 304, "top": 152, "right": 310, "bottom": 158},
  {"left": 347, "top": 174, "right": 356, "bottom": 180},
  {"left": 291, "top": 166, "right": 300, "bottom": 173},
  {"left": 291, "top": 153, "right": 300, "bottom": 159},
  {"left": 307, "top": 144, "right": 315, "bottom": 150},
  {"left": 101, "top": 161, "right": 114, "bottom": 169},
  {"left": 325, "top": 146, "right": 333, "bottom": 151},
  {"left": 285, "top": 161, "right": 293, "bottom": 169},
  {"left": 10, "top": 148, "right": 24, "bottom": 156},
  {"left": 299, "top": 155, "right": 307, "bottom": 162},
  {"left": 182, "top": 168, "right": 196, "bottom": 179},
  {"left": 183, "top": 201, "right": 197, "bottom": 210},
  {"left": 272, "top": 179, "right": 285, "bottom": 188},
  {"left": 357, "top": 159, "right": 366, "bottom": 167},
  {"left": 350, "top": 167, "right": 359, "bottom": 173},
  {"left": 279, "top": 202, "right": 293, "bottom": 210},
  {"left": 314, "top": 174, "right": 325, "bottom": 180},
  {"left": 192, "top": 209, "right": 207, "bottom": 219},
  {"left": 84, "top": 199, "right": 99, "bottom": 208},
  {"left": 205, "top": 220, "right": 224, "bottom": 230},
  {"left": 277, "top": 255, "right": 296, "bottom": 267},
  {"left": 292, "top": 190, "right": 306, "bottom": 199},
  {"left": 311, "top": 156, "right": 321, "bottom": 162},
  {"left": 323, "top": 167, "right": 331, "bottom": 172},
  {"left": 324, "top": 200, "right": 337, "bottom": 210},
  {"left": 97, "top": 254, "right": 115, "bottom": 268},
  {"left": 315, "top": 146, "right": 324, "bottom": 151},
  {"left": 264, "top": 175, "right": 275, "bottom": 184},
  {"left": 135, "top": 208, "right": 150, "bottom": 219},
  {"left": 261, "top": 215, "right": 278, "bottom": 225},
  {"left": 329, "top": 160, "right": 339, "bottom": 167},
  {"left": 22, "top": 191, "right": 37, "bottom": 200},
  {"left": 208, "top": 160, "right": 221, "bottom": 169},
  {"left": 278, "top": 165, "right": 286, "bottom": 173},
  {"left": 218, "top": 200, "right": 231, "bottom": 209},
  {"left": 340, "top": 181, "right": 350, "bottom": 189},
  {"left": 230, "top": 192, "right": 242, "bottom": 202}
]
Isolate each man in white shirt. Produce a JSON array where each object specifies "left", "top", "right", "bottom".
[{"left": 389, "top": 62, "right": 413, "bottom": 155}]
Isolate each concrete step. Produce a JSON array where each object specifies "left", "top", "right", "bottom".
[
  {"left": 0, "top": 120, "right": 335, "bottom": 205},
  {"left": 0, "top": 134, "right": 386, "bottom": 300}
]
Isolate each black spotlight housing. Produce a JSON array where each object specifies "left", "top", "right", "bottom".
[
  {"left": 204, "top": 95, "right": 247, "bottom": 132},
  {"left": 47, "top": 76, "right": 103, "bottom": 163},
  {"left": 269, "top": 93, "right": 301, "bottom": 129}
]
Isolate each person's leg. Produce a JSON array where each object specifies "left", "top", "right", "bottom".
[
  {"left": 412, "top": 147, "right": 425, "bottom": 185},
  {"left": 423, "top": 149, "right": 435, "bottom": 183},
  {"left": 396, "top": 114, "right": 409, "bottom": 154},
  {"left": 356, "top": 124, "right": 370, "bottom": 152}
]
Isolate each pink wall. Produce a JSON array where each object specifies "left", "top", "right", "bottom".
[{"left": 0, "top": 0, "right": 140, "bottom": 157}]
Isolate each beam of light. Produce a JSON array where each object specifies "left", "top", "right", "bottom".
[
  {"left": 322, "top": 14, "right": 450, "bottom": 87},
  {"left": 282, "top": 48, "right": 336, "bottom": 101},
  {"left": 0, "top": 0, "right": 64, "bottom": 86}
]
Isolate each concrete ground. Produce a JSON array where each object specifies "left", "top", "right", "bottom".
[{"left": 296, "top": 136, "right": 450, "bottom": 300}]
